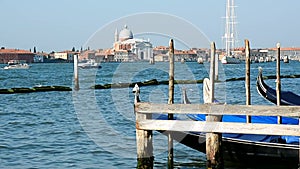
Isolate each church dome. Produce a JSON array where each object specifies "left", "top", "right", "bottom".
[{"left": 119, "top": 25, "right": 133, "bottom": 41}]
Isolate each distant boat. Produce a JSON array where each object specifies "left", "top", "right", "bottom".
[
  {"left": 222, "top": 0, "right": 241, "bottom": 64},
  {"left": 3, "top": 60, "right": 31, "bottom": 69},
  {"left": 197, "top": 57, "right": 204, "bottom": 64},
  {"left": 258, "top": 56, "right": 265, "bottom": 63},
  {"left": 78, "top": 59, "right": 101, "bottom": 69},
  {"left": 283, "top": 55, "right": 289, "bottom": 63},
  {"left": 149, "top": 58, "right": 155, "bottom": 64},
  {"left": 181, "top": 58, "right": 185, "bottom": 63},
  {"left": 221, "top": 56, "right": 241, "bottom": 64},
  {"left": 254, "top": 56, "right": 259, "bottom": 63}
]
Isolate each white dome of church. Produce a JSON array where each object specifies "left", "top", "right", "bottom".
[
  {"left": 113, "top": 24, "right": 153, "bottom": 62},
  {"left": 119, "top": 25, "right": 133, "bottom": 41}
]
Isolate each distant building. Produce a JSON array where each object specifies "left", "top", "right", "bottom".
[
  {"left": 155, "top": 54, "right": 168, "bottom": 62},
  {"left": 153, "top": 46, "right": 169, "bottom": 55},
  {"left": 153, "top": 46, "right": 198, "bottom": 62},
  {"left": 191, "top": 48, "right": 209, "bottom": 61},
  {"left": 174, "top": 49, "right": 197, "bottom": 62},
  {"left": 54, "top": 50, "right": 79, "bottom": 61},
  {"left": 95, "top": 49, "right": 114, "bottom": 62},
  {"left": 79, "top": 50, "right": 96, "bottom": 61},
  {"left": 113, "top": 25, "right": 153, "bottom": 62},
  {"left": 0, "top": 48, "right": 34, "bottom": 63},
  {"left": 34, "top": 52, "right": 48, "bottom": 63},
  {"left": 268, "top": 47, "right": 300, "bottom": 60}
]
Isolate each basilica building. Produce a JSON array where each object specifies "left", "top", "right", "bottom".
[{"left": 113, "top": 25, "right": 153, "bottom": 62}]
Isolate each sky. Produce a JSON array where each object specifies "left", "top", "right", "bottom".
[{"left": 1, "top": 0, "right": 300, "bottom": 52}]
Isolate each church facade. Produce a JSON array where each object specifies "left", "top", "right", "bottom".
[{"left": 113, "top": 25, "right": 153, "bottom": 62}]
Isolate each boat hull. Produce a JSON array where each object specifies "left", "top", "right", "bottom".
[
  {"left": 159, "top": 129, "right": 299, "bottom": 166},
  {"left": 256, "top": 68, "right": 300, "bottom": 105},
  {"left": 3, "top": 64, "right": 30, "bottom": 69},
  {"left": 221, "top": 56, "right": 241, "bottom": 64}
]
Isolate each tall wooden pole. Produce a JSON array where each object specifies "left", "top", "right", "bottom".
[
  {"left": 209, "top": 43, "right": 215, "bottom": 103},
  {"left": 276, "top": 43, "right": 282, "bottom": 124},
  {"left": 245, "top": 39, "right": 251, "bottom": 123},
  {"left": 206, "top": 42, "right": 223, "bottom": 169},
  {"left": 168, "top": 39, "right": 174, "bottom": 168},
  {"left": 215, "top": 54, "right": 219, "bottom": 81},
  {"left": 74, "top": 54, "right": 79, "bottom": 90},
  {"left": 135, "top": 86, "right": 153, "bottom": 169}
]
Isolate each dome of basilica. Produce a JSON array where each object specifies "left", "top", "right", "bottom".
[{"left": 119, "top": 25, "right": 133, "bottom": 41}]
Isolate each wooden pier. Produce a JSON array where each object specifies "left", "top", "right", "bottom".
[{"left": 134, "top": 40, "right": 300, "bottom": 169}]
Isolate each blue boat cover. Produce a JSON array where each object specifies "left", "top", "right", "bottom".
[{"left": 186, "top": 113, "right": 299, "bottom": 144}]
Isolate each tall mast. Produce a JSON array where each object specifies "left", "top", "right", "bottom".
[{"left": 224, "top": 0, "right": 237, "bottom": 56}]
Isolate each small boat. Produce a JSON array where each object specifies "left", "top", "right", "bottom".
[
  {"left": 180, "top": 58, "right": 185, "bottom": 63},
  {"left": 3, "top": 60, "right": 31, "bottom": 69},
  {"left": 256, "top": 67, "right": 300, "bottom": 105},
  {"left": 283, "top": 55, "right": 289, "bottom": 63},
  {"left": 221, "top": 56, "right": 241, "bottom": 64},
  {"left": 78, "top": 59, "right": 101, "bottom": 69},
  {"left": 197, "top": 57, "right": 204, "bottom": 64}
]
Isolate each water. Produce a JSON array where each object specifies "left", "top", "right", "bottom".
[{"left": 1, "top": 61, "right": 300, "bottom": 169}]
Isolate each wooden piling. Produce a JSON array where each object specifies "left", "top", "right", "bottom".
[
  {"left": 215, "top": 54, "right": 219, "bottom": 81},
  {"left": 206, "top": 42, "right": 223, "bottom": 169},
  {"left": 135, "top": 86, "right": 154, "bottom": 168},
  {"left": 276, "top": 43, "right": 282, "bottom": 124},
  {"left": 168, "top": 39, "right": 174, "bottom": 168},
  {"left": 245, "top": 39, "right": 251, "bottom": 123},
  {"left": 74, "top": 54, "right": 79, "bottom": 90},
  {"left": 209, "top": 42, "right": 215, "bottom": 102}
]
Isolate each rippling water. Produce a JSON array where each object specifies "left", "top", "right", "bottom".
[{"left": 1, "top": 61, "right": 300, "bottom": 168}]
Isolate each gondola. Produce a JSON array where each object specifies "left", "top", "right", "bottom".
[
  {"left": 182, "top": 79, "right": 299, "bottom": 164},
  {"left": 133, "top": 82, "right": 300, "bottom": 165},
  {"left": 256, "top": 67, "right": 300, "bottom": 105}
]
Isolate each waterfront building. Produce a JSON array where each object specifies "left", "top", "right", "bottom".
[
  {"left": 0, "top": 48, "right": 34, "bottom": 63},
  {"left": 95, "top": 49, "right": 114, "bottom": 62},
  {"left": 268, "top": 47, "right": 300, "bottom": 60},
  {"left": 174, "top": 49, "right": 198, "bottom": 62},
  {"left": 34, "top": 52, "right": 48, "bottom": 63},
  {"left": 191, "top": 48, "right": 209, "bottom": 61},
  {"left": 54, "top": 50, "right": 78, "bottom": 61},
  {"left": 79, "top": 50, "right": 96, "bottom": 61},
  {"left": 153, "top": 46, "right": 198, "bottom": 62},
  {"left": 113, "top": 25, "right": 153, "bottom": 62},
  {"left": 154, "top": 54, "right": 168, "bottom": 62}
]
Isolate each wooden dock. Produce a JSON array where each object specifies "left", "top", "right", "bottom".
[{"left": 134, "top": 40, "right": 300, "bottom": 169}]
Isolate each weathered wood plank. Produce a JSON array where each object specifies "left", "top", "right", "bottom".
[
  {"left": 137, "top": 119, "right": 300, "bottom": 136},
  {"left": 135, "top": 103, "right": 300, "bottom": 117}
]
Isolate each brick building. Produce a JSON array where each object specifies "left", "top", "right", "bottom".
[{"left": 0, "top": 49, "right": 34, "bottom": 63}]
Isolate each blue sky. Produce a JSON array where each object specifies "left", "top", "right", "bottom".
[{"left": 1, "top": 0, "right": 299, "bottom": 52}]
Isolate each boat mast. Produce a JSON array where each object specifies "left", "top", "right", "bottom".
[{"left": 224, "top": 0, "right": 237, "bottom": 57}]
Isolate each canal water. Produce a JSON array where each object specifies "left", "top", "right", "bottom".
[{"left": 1, "top": 61, "right": 300, "bottom": 168}]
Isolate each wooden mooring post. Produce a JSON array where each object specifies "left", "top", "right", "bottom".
[
  {"left": 168, "top": 39, "right": 175, "bottom": 168},
  {"left": 134, "top": 85, "right": 154, "bottom": 168},
  {"left": 74, "top": 54, "right": 79, "bottom": 90},
  {"left": 276, "top": 43, "right": 282, "bottom": 124},
  {"left": 245, "top": 39, "right": 251, "bottom": 123},
  {"left": 206, "top": 42, "right": 223, "bottom": 169}
]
